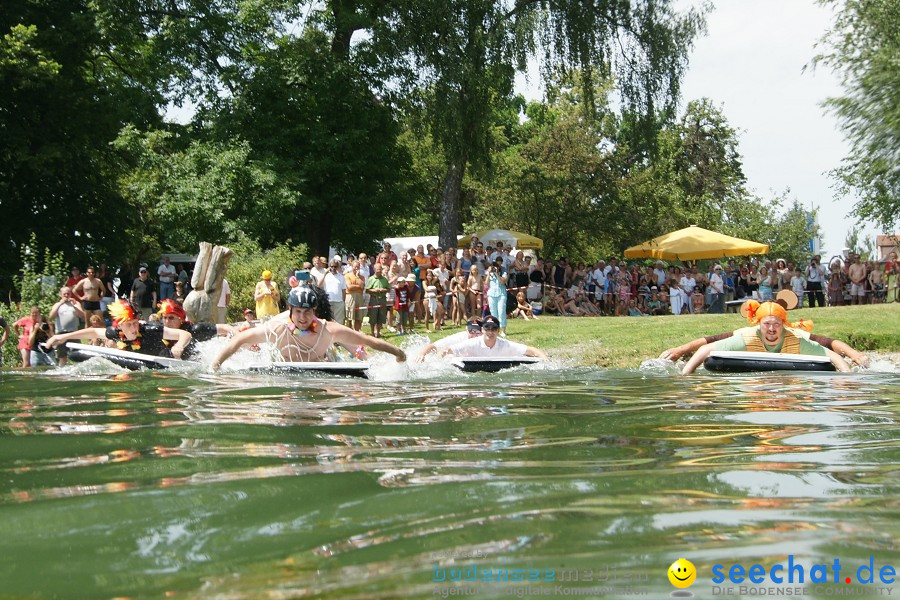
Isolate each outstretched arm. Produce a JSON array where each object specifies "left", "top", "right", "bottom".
[
  {"left": 330, "top": 324, "right": 406, "bottom": 362},
  {"left": 211, "top": 326, "right": 270, "bottom": 370},
  {"left": 660, "top": 332, "right": 734, "bottom": 361},
  {"left": 46, "top": 327, "right": 107, "bottom": 348},
  {"left": 660, "top": 337, "right": 707, "bottom": 361},
  {"left": 525, "top": 346, "right": 547, "bottom": 359},
  {"left": 215, "top": 324, "right": 237, "bottom": 337},
  {"left": 825, "top": 349, "right": 851, "bottom": 373},
  {"left": 830, "top": 339, "right": 869, "bottom": 368},
  {"left": 415, "top": 342, "right": 438, "bottom": 363},
  {"left": 681, "top": 343, "right": 715, "bottom": 375}
]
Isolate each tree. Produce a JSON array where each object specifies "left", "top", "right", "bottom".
[
  {"left": 844, "top": 225, "right": 874, "bottom": 261},
  {"left": 0, "top": 0, "right": 161, "bottom": 297},
  {"left": 816, "top": 0, "right": 899, "bottom": 230},
  {"left": 221, "top": 30, "right": 417, "bottom": 256},
  {"left": 112, "top": 127, "right": 296, "bottom": 262},
  {"left": 377, "top": 0, "right": 707, "bottom": 248}
]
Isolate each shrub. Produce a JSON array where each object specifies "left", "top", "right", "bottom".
[{"left": 224, "top": 239, "right": 308, "bottom": 322}]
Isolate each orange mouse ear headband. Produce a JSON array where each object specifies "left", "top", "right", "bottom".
[{"left": 740, "top": 294, "right": 812, "bottom": 332}]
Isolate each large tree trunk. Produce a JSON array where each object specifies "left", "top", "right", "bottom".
[
  {"left": 438, "top": 159, "right": 466, "bottom": 249},
  {"left": 305, "top": 211, "right": 334, "bottom": 258}
]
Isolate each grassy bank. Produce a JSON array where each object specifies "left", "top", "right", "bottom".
[{"left": 394, "top": 304, "right": 900, "bottom": 368}]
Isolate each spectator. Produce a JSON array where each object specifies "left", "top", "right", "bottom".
[
  {"left": 848, "top": 254, "right": 868, "bottom": 305},
  {"left": 365, "top": 262, "right": 390, "bottom": 338},
  {"left": 511, "top": 291, "right": 536, "bottom": 320},
  {"left": 869, "top": 262, "right": 885, "bottom": 303},
  {"left": 805, "top": 257, "right": 826, "bottom": 307},
  {"left": 791, "top": 268, "right": 807, "bottom": 308},
  {"left": 72, "top": 265, "right": 105, "bottom": 327},
  {"left": 393, "top": 274, "right": 412, "bottom": 335},
  {"left": 28, "top": 310, "right": 54, "bottom": 367},
  {"left": 345, "top": 260, "right": 365, "bottom": 331},
  {"left": 450, "top": 267, "right": 468, "bottom": 325},
  {"left": 0, "top": 314, "right": 9, "bottom": 367},
  {"left": 65, "top": 266, "right": 84, "bottom": 290},
  {"left": 322, "top": 258, "right": 347, "bottom": 325},
  {"left": 177, "top": 263, "right": 191, "bottom": 294},
  {"left": 49, "top": 287, "right": 85, "bottom": 367},
  {"left": 254, "top": 270, "right": 281, "bottom": 320},
  {"left": 709, "top": 264, "right": 726, "bottom": 312},
  {"left": 217, "top": 278, "right": 231, "bottom": 323},
  {"left": 130, "top": 266, "right": 157, "bottom": 320},
  {"left": 14, "top": 306, "right": 42, "bottom": 368},
  {"left": 98, "top": 263, "right": 116, "bottom": 315},
  {"left": 158, "top": 256, "right": 177, "bottom": 301},
  {"left": 423, "top": 269, "right": 445, "bottom": 332}
]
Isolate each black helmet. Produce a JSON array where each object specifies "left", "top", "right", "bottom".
[{"left": 288, "top": 285, "right": 319, "bottom": 309}]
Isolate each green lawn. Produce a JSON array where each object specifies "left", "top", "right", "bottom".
[{"left": 394, "top": 303, "right": 900, "bottom": 368}]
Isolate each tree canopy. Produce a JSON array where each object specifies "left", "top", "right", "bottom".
[{"left": 816, "top": 0, "right": 899, "bottom": 230}]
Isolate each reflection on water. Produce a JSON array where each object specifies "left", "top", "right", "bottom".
[{"left": 0, "top": 361, "right": 898, "bottom": 598}]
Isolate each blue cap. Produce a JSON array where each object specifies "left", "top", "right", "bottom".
[{"left": 295, "top": 270, "right": 310, "bottom": 281}]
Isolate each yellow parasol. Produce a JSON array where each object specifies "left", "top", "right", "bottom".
[
  {"left": 623, "top": 225, "right": 769, "bottom": 261},
  {"left": 457, "top": 229, "right": 544, "bottom": 250}
]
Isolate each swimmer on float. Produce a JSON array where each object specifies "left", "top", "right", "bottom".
[
  {"left": 441, "top": 315, "right": 547, "bottom": 359},
  {"left": 415, "top": 317, "right": 484, "bottom": 362},
  {"left": 211, "top": 284, "right": 405, "bottom": 370},
  {"left": 156, "top": 299, "right": 236, "bottom": 358},
  {"left": 660, "top": 291, "right": 869, "bottom": 368},
  {"left": 45, "top": 299, "right": 193, "bottom": 359},
  {"left": 679, "top": 292, "right": 851, "bottom": 375}
]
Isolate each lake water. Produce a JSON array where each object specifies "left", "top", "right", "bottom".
[{"left": 1, "top": 349, "right": 898, "bottom": 599}]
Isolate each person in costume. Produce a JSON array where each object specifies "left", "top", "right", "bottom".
[
  {"left": 156, "top": 299, "right": 235, "bottom": 358},
  {"left": 211, "top": 284, "right": 405, "bottom": 370},
  {"left": 45, "top": 299, "right": 192, "bottom": 359},
  {"left": 679, "top": 293, "right": 850, "bottom": 374},
  {"left": 659, "top": 291, "right": 868, "bottom": 368}
]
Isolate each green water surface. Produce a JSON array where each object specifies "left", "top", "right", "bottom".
[{"left": 1, "top": 362, "right": 898, "bottom": 599}]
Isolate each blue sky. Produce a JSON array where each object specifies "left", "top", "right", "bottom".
[
  {"left": 516, "top": 0, "right": 881, "bottom": 257},
  {"left": 677, "top": 0, "right": 875, "bottom": 257}
]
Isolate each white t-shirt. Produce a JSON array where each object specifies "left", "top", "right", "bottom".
[
  {"left": 218, "top": 278, "right": 231, "bottom": 308},
  {"left": 709, "top": 272, "right": 725, "bottom": 294},
  {"left": 434, "top": 330, "right": 471, "bottom": 349},
  {"left": 322, "top": 271, "right": 347, "bottom": 302},
  {"left": 311, "top": 266, "right": 328, "bottom": 285},
  {"left": 653, "top": 268, "right": 667, "bottom": 286},
  {"left": 359, "top": 262, "right": 371, "bottom": 280},
  {"left": 447, "top": 336, "right": 528, "bottom": 357},
  {"left": 158, "top": 263, "right": 176, "bottom": 283},
  {"left": 680, "top": 275, "right": 696, "bottom": 294}
]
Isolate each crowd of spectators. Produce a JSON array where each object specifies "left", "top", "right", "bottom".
[
  {"left": 2, "top": 245, "right": 898, "bottom": 367},
  {"left": 292, "top": 241, "right": 900, "bottom": 336}
]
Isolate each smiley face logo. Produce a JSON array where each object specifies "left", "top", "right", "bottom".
[{"left": 668, "top": 558, "right": 696, "bottom": 588}]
